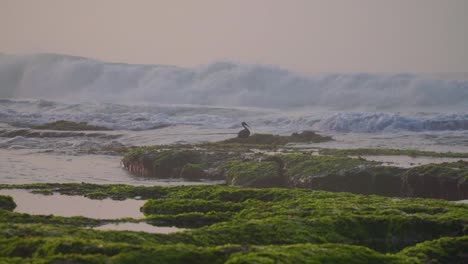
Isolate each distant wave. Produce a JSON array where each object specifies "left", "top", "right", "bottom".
[
  {"left": 0, "top": 99, "right": 467, "bottom": 133},
  {"left": 1, "top": 53, "right": 468, "bottom": 111},
  {"left": 317, "top": 112, "right": 468, "bottom": 133}
]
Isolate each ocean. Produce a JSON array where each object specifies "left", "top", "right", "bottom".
[{"left": 1, "top": 53, "right": 467, "bottom": 185}]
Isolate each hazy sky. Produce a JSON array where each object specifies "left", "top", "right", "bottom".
[{"left": 1, "top": 0, "right": 467, "bottom": 73}]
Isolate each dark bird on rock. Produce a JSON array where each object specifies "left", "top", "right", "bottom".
[{"left": 238, "top": 122, "right": 251, "bottom": 138}]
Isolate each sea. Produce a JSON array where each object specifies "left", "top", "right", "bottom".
[{"left": 1, "top": 53, "right": 467, "bottom": 185}]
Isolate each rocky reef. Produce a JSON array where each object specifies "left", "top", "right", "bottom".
[
  {"left": 0, "top": 184, "right": 467, "bottom": 263},
  {"left": 222, "top": 131, "right": 332, "bottom": 145},
  {"left": 121, "top": 133, "right": 468, "bottom": 200},
  {"left": 0, "top": 195, "right": 16, "bottom": 211}
]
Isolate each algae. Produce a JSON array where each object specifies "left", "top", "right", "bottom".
[
  {"left": 3, "top": 184, "right": 466, "bottom": 252},
  {"left": 401, "top": 161, "right": 468, "bottom": 200},
  {"left": 0, "top": 195, "right": 16, "bottom": 211},
  {"left": 223, "top": 160, "right": 284, "bottom": 187},
  {"left": 222, "top": 131, "right": 332, "bottom": 145},
  {"left": 399, "top": 236, "right": 468, "bottom": 264},
  {"left": 0, "top": 184, "right": 467, "bottom": 263}
]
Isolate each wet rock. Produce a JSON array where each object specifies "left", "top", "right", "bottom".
[
  {"left": 401, "top": 161, "right": 468, "bottom": 200},
  {"left": 223, "top": 160, "right": 284, "bottom": 188},
  {"left": 0, "top": 195, "right": 16, "bottom": 211},
  {"left": 180, "top": 163, "right": 209, "bottom": 181},
  {"left": 222, "top": 131, "right": 332, "bottom": 145}
]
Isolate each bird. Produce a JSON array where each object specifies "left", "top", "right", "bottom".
[{"left": 237, "top": 122, "right": 251, "bottom": 138}]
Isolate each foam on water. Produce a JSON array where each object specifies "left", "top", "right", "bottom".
[
  {"left": 1, "top": 53, "right": 467, "bottom": 111},
  {"left": 0, "top": 99, "right": 467, "bottom": 134},
  {"left": 1, "top": 54, "right": 467, "bottom": 134}
]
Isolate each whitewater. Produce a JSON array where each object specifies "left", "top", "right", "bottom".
[{"left": 0, "top": 53, "right": 467, "bottom": 184}]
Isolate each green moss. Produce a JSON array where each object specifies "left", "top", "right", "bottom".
[
  {"left": 142, "top": 199, "right": 247, "bottom": 215},
  {"left": 146, "top": 211, "right": 233, "bottom": 228},
  {"left": 223, "top": 161, "right": 284, "bottom": 187},
  {"left": 0, "top": 210, "right": 104, "bottom": 227},
  {"left": 401, "top": 161, "right": 468, "bottom": 200},
  {"left": 180, "top": 163, "right": 208, "bottom": 180},
  {"left": 399, "top": 236, "right": 468, "bottom": 264},
  {"left": 1, "top": 184, "right": 467, "bottom": 254},
  {"left": 282, "top": 154, "right": 374, "bottom": 178},
  {"left": 0, "top": 195, "right": 16, "bottom": 211},
  {"left": 32, "top": 120, "right": 111, "bottom": 131},
  {"left": 403, "top": 161, "right": 468, "bottom": 180},
  {"left": 122, "top": 148, "right": 230, "bottom": 179},
  {"left": 0, "top": 183, "right": 170, "bottom": 200},
  {"left": 226, "top": 243, "right": 418, "bottom": 264},
  {"left": 30, "top": 189, "right": 53, "bottom": 195}
]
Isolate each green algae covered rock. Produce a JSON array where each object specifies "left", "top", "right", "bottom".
[
  {"left": 226, "top": 243, "right": 418, "bottom": 264},
  {"left": 180, "top": 163, "right": 209, "bottom": 180},
  {"left": 282, "top": 154, "right": 404, "bottom": 195},
  {"left": 0, "top": 184, "right": 467, "bottom": 263},
  {"left": 122, "top": 149, "right": 203, "bottom": 178},
  {"left": 0, "top": 195, "right": 16, "bottom": 211},
  {"left": 136, "top": 185, "right": 468, "bottom": 251},
  {"left": 224, "top": 160, "right": 285, "bottom": 187},
  {"left": 399, "top": 236, "right": 468, "bottom": 264},
  {"left": 122, "top": 147, "right": 237, "bottom": 180},
  {"left": 32, "top": 120, "right": 111, "bottom": 131},
  {"left": 222, "top": 131, "right": 332, "bottom": 145},
  {"left": 402, "top": 161, "right": 468, "bottom": 200}
]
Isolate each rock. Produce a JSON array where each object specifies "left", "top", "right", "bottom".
[
  {"left": 0, "top": 195, "right": 16, "bottom": 211},
  {"left": 222, "top": 131, "right": 332, "bottom": 145},
  {"left": 180, "top": 163, "right": 209, "bottom": 180}
]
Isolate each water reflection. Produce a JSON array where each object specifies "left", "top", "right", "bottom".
[
  {"left": 93, "top": 222, "right": 185, "bottom": 234},
  {"left": 0, "top": 189, "right": 145, "bottom": 219},
  {"left": 355, "top": 155, "right": 468, "bottom": 168}
]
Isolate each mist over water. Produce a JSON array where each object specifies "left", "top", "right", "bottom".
[
  {"left": 1, "top": 54, "right": 468, "bottom": 186},
  {"left": 0, "top": 53, "right": 467, "bottom": 134},
  {"left": 1, "top": 53, "right": 467, "bottom": 111}
]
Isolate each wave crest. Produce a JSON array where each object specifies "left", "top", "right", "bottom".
[{"left": 1, "top": 54, "right": 467, "bottom": 111}]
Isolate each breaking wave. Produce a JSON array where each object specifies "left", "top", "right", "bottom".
[
  {"left": 1, "top": 53, "right": 468, "bottom": 111},
  {"left": 317, "top": 112, "right": 468, "bottom": 133},
  {"left": 0, "top": 99, "right": 467, "bottom": 133}
]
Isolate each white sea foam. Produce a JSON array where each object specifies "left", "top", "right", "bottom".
[
  {"left": 1, "top": 53, "right": 467, "bottom": 111},
  {"left": 0, "top": 99, "right": 467, "bottom": 133},
  {"left": 0, "top": 54, "right": 467, "bottom": 133}
]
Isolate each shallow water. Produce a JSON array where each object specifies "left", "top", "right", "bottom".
[
  {"left": 354, "top": 155, "right": 468, "bottom": 168},
  {"left": 296, "top": 132, "right": 468, "bottom": 153},
  {"left": 93, "top": 222, "right": 185, "bottom": 234},
  {"left": 0, "top": 189, "right": 145, "bottom": 219},
  {"left": 0, "top": 149, "right": 222, "bottom": 186}
]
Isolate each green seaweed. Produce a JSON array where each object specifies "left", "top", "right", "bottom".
[
  {"left": 401, "top": 161, "right": 468, "bottom": 200},
  {"left": 0, "top": 195, "right": 16, "bottom": 211},
  {"left": 399, "top": 236, "right": 468, "bottom": 264},
  {"left": 226, "top": 243, "right": 418, "bottom": 264},
  {"left": 223, "top": 160, "right": 284, "bottom": 187},
  {"left": 2, "top": 184, "right": 467, "bottom": 253}
]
